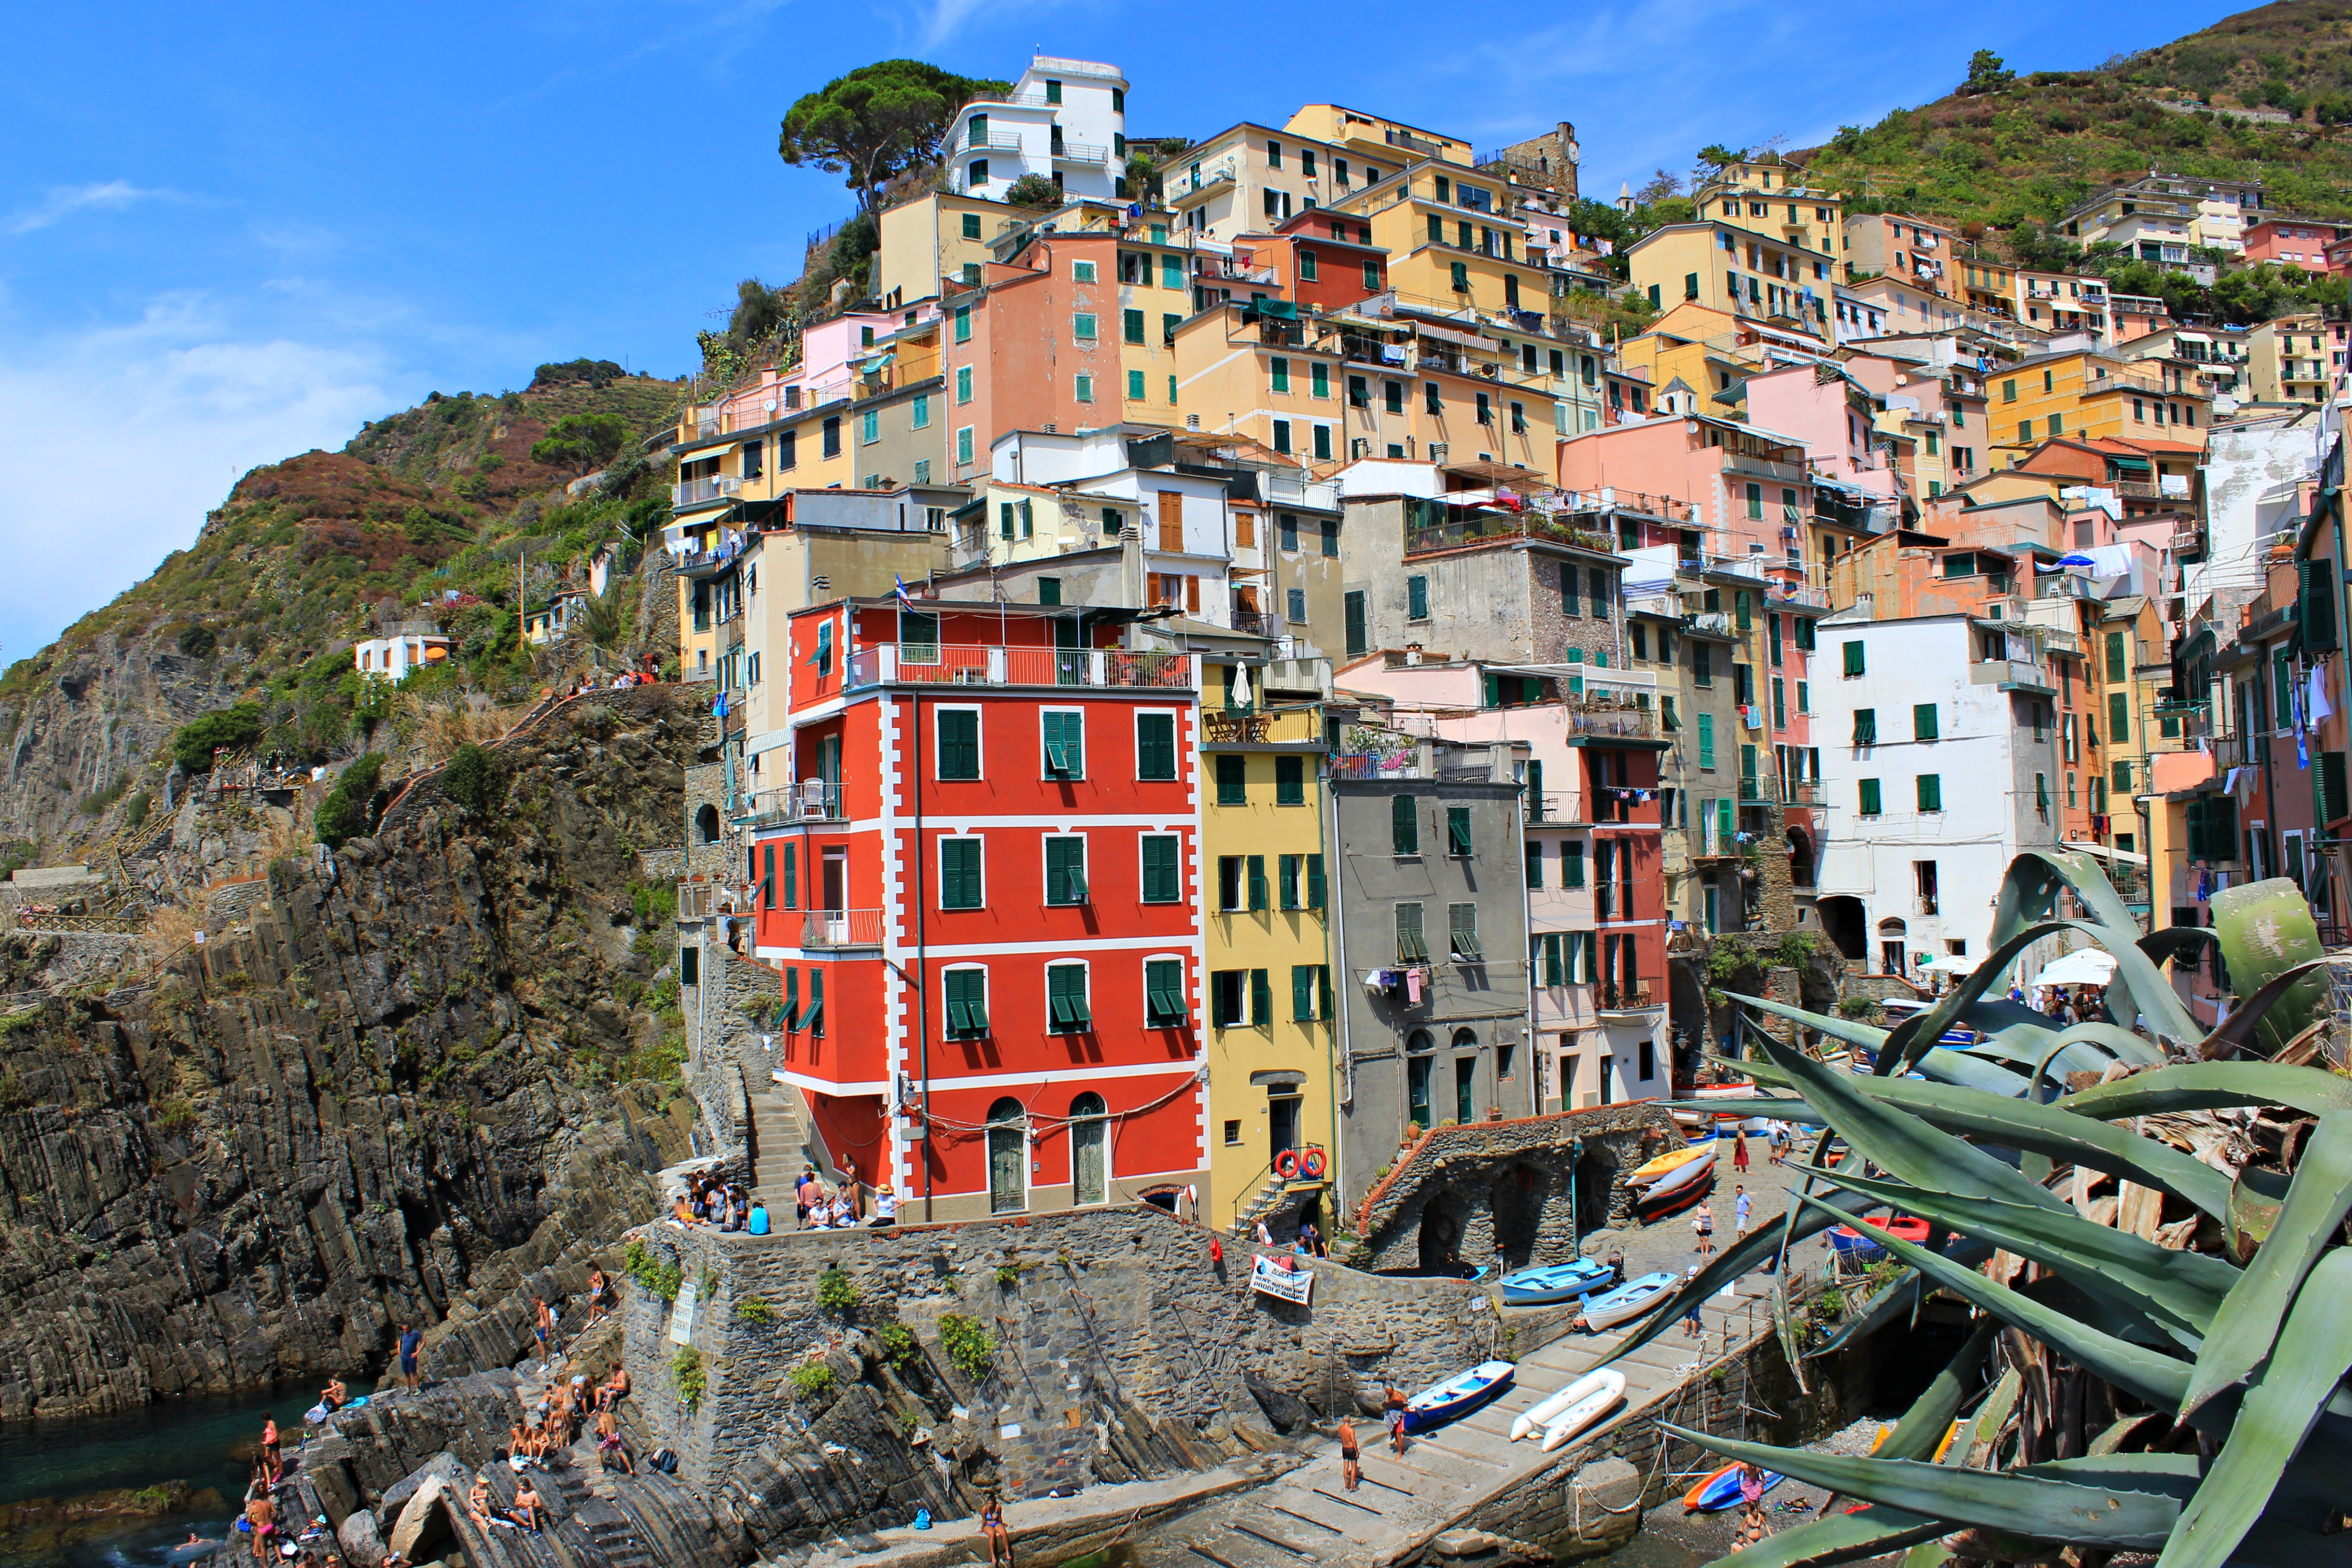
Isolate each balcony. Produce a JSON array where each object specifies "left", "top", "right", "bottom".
[
  {"left": 674, "top": 475, "right": 743, "bottom": 509},
  {"left": 1203, "top": 704, "right": 1323, "bottom": 746},
  {"left": 1231, "top": 609, "right": 1281, "bottom": 638},
  {"left": 735, "top": 779, "right": 846, "bottom": 827},
  {"left": 1598, "top": 983, "right": 1660, "bottom": 1018},
  {"left": 1523, "top": 793, "right": 1572, "bottom": 823},
  {"left": 968, "top": 133, "right": 1027, "bottom": 154},
  {"left": 1051, "top": 140, "right": 1110, "bottom": 166},
  {"left": 1779, "top": 778, "right": 1822, "bottom": 807},
  {"left": 1564, "top": 701, "right": 1659, "bottom": 741},
  {"left": 1970, "top": 659, "right": 2054, "bottom": 695},
  {"left": 1169, "top": 165, "right": 1236, "bottom": 207},
  {"left": 801, "top": 909, "right": 885, "bottom": 950},
  {"left": 841, "top": 643, "right": 1197, "bottom": 694}
]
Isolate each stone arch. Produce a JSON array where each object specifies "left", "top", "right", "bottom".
[
  {"left": 1818, "top": 895, "right": 1867, "bottom": 961},
  {"left": 1416, "top": 1201, "right": 1463, "bottom": 1275},
  {"left": 1488, "top": 1162, "right": 1548, "bottom": 1270},
  {"left": 1786, "top": 823, "right": 1816, "bottom": 890},
  {"left": 694, "top": 803, "right": 721, "bottom": 844}
]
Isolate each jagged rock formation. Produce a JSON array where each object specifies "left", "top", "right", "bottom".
[{"left": 0, "top": 688, "right": 700, "bottom": 1420}]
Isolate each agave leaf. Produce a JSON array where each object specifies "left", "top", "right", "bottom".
[
  {"left": 1809, "top": 1268, "right": 1922, "bottom": 1358},
  {"left": 1725, "top": 991, "right": 1890, "bottom": 1050},
  {"left": 1885, "top": 1320, "right": 2000, "bottom": 1461},
  {"left": 2178, "top": 1112, "right": 2352, "bottom": 1420},
  {"left": 1592, "top": 1187, "right": 1879, "bottom": 1368},
  {"left": 2057, "top": 1063, "right": 2352, "bottom": 1120},
  {"left": 1993, "top": 849, "right": 2202, "bottom": 1044},
  {"left": 1715, "top": 1074, "right": 2231, "bottom": 1219},
  {"left": 1656, "top": 1424, "right": 2200, "bottom": 1548},
  {"left": 1810, "top": 1171, "right": 2237, "bottom": 1347},
  {"left": 1877, "top": 919, "right": 2073, "bottom": 1071},
  {"left": 1758, "top": 1040, "right": 2068, "bottom": 1212},
  {"left": 2209, "top": 879, "right": 2329, "bottom": 1056},
  {"left": 1960, "top": 1366, "right": 2023, "bottom": 1467},
  {"left": 1729, "top": 1025, "right": 2034, "bottom": 1095},
  {"left": 1964, "top": 1024, "right": 2130, "bottom": 1082},
  {"left": 2160, "top": 1250, "right": 2352, "bottom": 1568},
  {"left": 1797, "top": 1195, "right": 2193, "bottom": 1410},
  {"left": 2192, "top": 959, "right": 2333, "bottom": 1062},
  {"left": 1705, "top": 1507, "right": 1946, "bottom": 1568}
]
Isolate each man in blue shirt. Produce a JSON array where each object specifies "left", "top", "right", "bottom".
[
  {"left": 747, "top": 1199, "right": 770, "bottom": 1236},
  {"left": 398, "top": 1323, "right": 423, "bottom": 1391}
]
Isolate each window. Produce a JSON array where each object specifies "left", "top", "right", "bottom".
[
  {"left": 1074, "top": 373, "right": 1095, "bottom": 404},
  {"left": 1442, "top": 806, "right": 1473, "bottom": 857},
  {"left": 955, "top": 305, "right": 972, "bottom": 342},
  {"left": 1310, "top": 362, "right": 1330, "bottom": 400},
  {"left": 1140, "top": 835, "right": 1181, "bottom": 903},
  {"left": 1137, "top": 713, "right": 1176, "bottom": 780},
  {"left": 1272, "top": 420, "right": 1292, "bottom": 455},
  {"left": 962, "top": 212, "right": 983, "bottom": 240},
  {"left": 1590, "top": 568, "right": 1610, "bottom": 621},
  {"left": 1215, "top": 754, "right": 1247, "bottom": 806},
  {"left": 2108, "top": 692, "right": 2129, "bottom": 743},
  {"left": 1292, "top": 964, "right": 1331, "bottom": 1022},
  {"left": 1917, "top": 774, "right": 1943, "bottom": 811},
  {"left": 1123, "top": 308, "right": 1145, "bottom": 345},
  {"left": 1042, "top": 710, "right": 1085, "bottom": 777},
  {"left": 1395, "top": 902, "right": 1427, "bottom": 961},
  {"left": 957, "top": 426, "right": 974, "bottom": 465},
  {"left": 937, "top": 709, "right": 980, "bottom": 779},
  {"left": 1046, "top": 964, "right": 1091, "bottom": 1032},
  {"left": 1270, "top": 356, "right": 1290, "bottom": 393},
  {"left": 940, "top": 838, "right": 983, "bottom": 909},
  {"left": 945, "top": 968, "right": 989, "bottom": 1037},
  {"left": 968, "top": 159, "right": 989, "bottom": 188},
  {"left": 1319, "top": 517, "right": 1338, "bottom": 557},
  {"left": 1276, "top": 755, "right": 1305, "bottom": 805},
  {"left": 1561, "top": 842, "right": 1585, "bottom": 887},
  {"left": 1408, "top": 575, "right": 1429, "bottom": 620},
  {"left": 1344, "top": 590, "right": 1368, "bottom": 657},
  {"left": 1447, "top": 902, "right": 1482, "bottom": 961},
  {"left": 1560, "top": 562, "right": 1581, "bottom": 616},
  {"left": 860, "top": 409, "right": 879, "bottom": 445},
  {"left": 1697, "top": 711, "right": 1716, "bottom": 769},
  {"left": 1392, "top": 795, "right": 1420, "bottom": 854},
  {"left": 1046, "top": 837, "right": 1088, "bottom": 905},
  {"left": 1842, "top": 640, "right": 1865, "bottom": 677},
  {"left": 1146, "top": 959, "right": 1186, "bottom": 1026},
  {"left": 956, "top": 366, "right": 972, "bottom": 404},
  {"left": 1313, "top": 424, "right": 1332, "bottom": 461},
  {"left": 1858, "top": 778, "right": 1883, "bottom": 815},
  {"left": 1072, "top": 313, "right": 1097, "bottom": 342},
  {"left": 822, "top": 416, "right": 841, "bottom": 457},
  {"left": 1914, "top": 703, "right": 1938, "bottom": 741}
]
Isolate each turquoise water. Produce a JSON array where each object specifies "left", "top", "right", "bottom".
[{"left": 0, "top": 1382, "right": 369, "bottom": 1568}]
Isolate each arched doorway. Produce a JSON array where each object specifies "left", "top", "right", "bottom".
[
  {"left": 1449, "top": 1028, "right": 1479, "bottom": 1123},
  {"left": 1417, "top": 1204, "right": 1462, "bottom": 1275},
  {"left": 986, "top": 1097, "right": 1027, "bottom": 1214},
  {"left": 1405, "top": 1029, "right": 1435, "bottom": 1131},
  {"left": 1489, "top": 1163, "right": 1546, "bottom": 1268},
  {"left": 694, "top": 803, "right": 720, "bottom": 844},
  {"left": 1786, "top": 825, "right": 1816, "bottom": 890},
  {"left": 1877, "top": 917, "right": 1909, "bottom": 977},
  {"left": 1069, "top": 1092, "right": 1108, "bottom": 1206},
  {"left": 1818, "top": 896, "right": 1866, "bottom": 961}
]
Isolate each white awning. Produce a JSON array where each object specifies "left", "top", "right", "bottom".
[
  {"left": 680, "top": 443, "right": 737, "bottom": 467},
  {"left": 2061, "top": 839, "right": 2149, "bottom": 866}
]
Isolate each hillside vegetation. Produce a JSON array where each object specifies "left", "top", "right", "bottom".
[{"left": 1797, "top": 2, "right": 2352, "bottom": 252}]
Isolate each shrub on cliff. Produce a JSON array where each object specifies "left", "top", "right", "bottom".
[
  {"left": 441, "top": 743, "right": 508, "bottom": 817},
  {"left": 314, "top": 753, "right": 386, "bottom": 849},
  {"left": 938, "top": 1313, "right": 994, "bottom": 1382},
  {"left": 171, "top": 703, "right": 265, "bottom": 773}
]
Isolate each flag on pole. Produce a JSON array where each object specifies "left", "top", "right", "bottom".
[{"left": 894, "top": 574, "right": 913, "bottom": 606}]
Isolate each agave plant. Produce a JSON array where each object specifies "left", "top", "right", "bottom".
[{"left": 1595, "top": 852, "right": 2352, "bottom": 1568}]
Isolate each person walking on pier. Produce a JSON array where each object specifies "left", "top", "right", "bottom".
[{"left": 1337, "top": 1417, "right": 1362, "bottom": 1492}]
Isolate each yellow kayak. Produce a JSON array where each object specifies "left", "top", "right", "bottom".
[{"left": 1628, "top": 1143, "right": 1713, "bottom": 1184}]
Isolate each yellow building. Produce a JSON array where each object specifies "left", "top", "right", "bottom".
[
  {"left": 1200, "top": 700, "right": 1339, "bottom": 1228},
  {"left": 1626, "top": 222, "right": 1836, "bottom": 344},
  {"left": 1282, "top": 106, "right": 1471, "bottom": 168},
  {"left": 2246, "top": 314, "right": 2331, "bottom": 405},
  {"left": 1988, "top": 349, "right": 2209, "bottom": 461},
  {"left": 1961, "top": 256, "right": 2018, "bottom": 319},
  {"left": 876, "top": 191, "right": 1023, "bottom": 309},
  {"left": 1170, "top": 300, "right": 1561, "bottom": 471},
  {"left": 1694, "top": 166, "right": 1846, "bottom": 268},
  {"left": 1329, "top": 162, "right": 1551, "bottom": 320}
]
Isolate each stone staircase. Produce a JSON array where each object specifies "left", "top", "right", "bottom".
[{"left": 747, "top": 1088, "right": 811, "bottom": 1212}]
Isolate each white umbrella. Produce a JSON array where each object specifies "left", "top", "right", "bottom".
[
  {"left": 2030, "top": 948, "right": 2117, "bottom": 988},
  {"left": 1918, "top": 953, "right": 1978, "bottom": 973}
]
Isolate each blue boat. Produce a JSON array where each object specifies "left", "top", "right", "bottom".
[
  {"left": 1400, "top": 1359, "right": 1516, "bottom": 1433},
  {"left": 1579, "top": 1271, "right": 1679, "bottom": 1331},
  {"left": 1500, "top": 1257, "right": 1619, "bottom": 1307},
  {"left": 1685, "top": 1461, "right": 1785, "bottom": 1511}
]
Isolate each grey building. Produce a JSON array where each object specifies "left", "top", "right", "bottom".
[
  {"left": 1327, "top": 736, "right": 1534, "bottom": 1247},
  {"left": 1338, "top": 492, "right": 1628, "bottom": 667}
]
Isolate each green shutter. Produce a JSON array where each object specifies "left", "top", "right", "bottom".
[
  {"left": 1541, "top": 932, "right": 1564, "bottom": 987},
  {"left": 1854, "top": 708, "right": 1876, "bottom": 746},
  {"left": 2104, "top": 631, "right": 2126, "bottom": 681},
  {"left": 1913, "top": 703, "right": 1938, "bottom": 741},
  {"left": 1525, "top": 842, "right": 1542, "bottom": 889},
  {"left": 1696, "top": 712, "right": 1715, "bottom": 769},
  {"left": 1917, "top": 773, "right": 1942, "bottom": 811},
  {"left": 1408, "top": 575, "right": 1429, "bottom": 619},
  {"left": 938, "top": 710, "right": 980, "bottom": 779},
  {"left": 1292, "top": 965, "right": 1317, "bottom": 1021},
  {"left": 1858, "top": 778, "right": 1882, "bottom": 815},
  {"left": 804, "top": 971, "right": 823, "bottom": 1036},
  {"left": 1124, "top": 308, "right": 1145, "bottom": 343},
  {"left": 2112, "top": 760, "right": 2134, "bottom": 795},
  {"left": 1280, "top": 854, "right": 1301, "bottom": 909},
  {"left": 1137, "top": 713, "right": 1176, "bottom": 779},
  {"left": 782, "top": 968, "right": 799, "bottom": 1030},
  {"left": 2108, "top": 692, "right": 2129, "bottom": 744},
  {"left": 1047, "top": 837, "right": 1088, "bottom": 905},
  {"left": 1447, "top": 807, "right": 1472, "bottom": 855},
  {"left": 2322, "top": 753, "right": 2349, "bottom": 824},
  {"left": 1044, "top": 710, "right": 1084, "bottom": 775},
  {"left": 1275, "top": 755, "right": 1304, "bottom": 805},
  {"left": 1395, "top": 903, "right": 1427, "bottom": 960},
  {"left": 2301, "top": 558, "right": 2340, "bottom": 651},
  {"left": 1735, "top": 591, "right": 1752, "bottom": 630},
  {"left": 1344, "top": 591, "right": 1367, "bottom": 656},
  {"left": 1772, "top": 678, "right": 1786, "bottom": 728},
  {"left": 1716, "top": 798, "right": 1734, "bottom": 845},
  {"left": 1392, "top": 795, "right": 1419, "bottom": 853},
  {"left": 1145, "top": 959, "right": 1185, "bottom": 1025},
  {"left": 1562, "top": 843, "right": 1584, "bottom": 887},
  {"left": 1216, "top": 754, "right": 1247, "bottom": 805},
  {"left": 1247, "top": 855, "right": 1268, "bottom": 910},
  {"left": 941, "top": 839, "right": 983, "bottom": 909},
  {"left": 1250, "top": 969, "right": 1272, "bottom": 1025},
  {"left": 1048, "top": 965, "right": 1091, "bottom": 1028},
  {"left": 1141, "top": 836, "right": 1180, "bottom": 903},
  {"left": 784, "top": 841, "right": 798, "bottom": 909},
  {"left": 1306, "top": 853, "right": 1326, "bottom": 909},
  {"left": 1843, "top": 640, "right": 1865, "bottom": 676}
]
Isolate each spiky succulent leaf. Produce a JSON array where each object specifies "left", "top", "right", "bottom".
[
  {"left": 1796, "top": 1195, "right": 2193, "bottom": 1410},
  {"left": 2057, "top": 1063, "right": 2352, "bottom": 1120},
  {"left": 2160, "top": 1250, "right": 2352, "bottom": 1568},
  {"left": 1884, "top": 1320, "right": 1999, "bottom": 1460},
  {"left": 1810, "top": 1171, "right": 2236, "bottom": 1347},
  {"left": 1758, "top": 1040, "right": 2068, "bottom": 1212},
  {"left": 2179, "top": 1112, "right": 2352, "bottom": 1419},
  {"left": 1702, "top": 1507, "right": 1945, "bottom": 1568},
  {"left": 1809, "top": 1268, "right": 1922, "bottom": 1358},
  {"left": 2189, "top": 958, "right": 2333, "bottom": 1061},
  {"left": 2209, "top": 879, "right": 2329, "bottom": 1056},
  {"left": 1993, "top": 849, "right": 2201, "bottom": 1044},
  {"left": 1877, "top": 920, "right": 2073, "bottom": 1071},
  {"left": 1657, "top": 1425, "right": 2201, "bottom": 1548}
]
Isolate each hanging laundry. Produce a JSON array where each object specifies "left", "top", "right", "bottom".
[
  {"left": 2310, "top": 665, "right": 2336, "bottom": 727},
  {"left": 1405, "top": 969, "right": 1424, "bottom": 1005}
]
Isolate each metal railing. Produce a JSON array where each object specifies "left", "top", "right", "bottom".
[
  {"left": 674, "top": 475, "right": 742, "bottom": 508},
  {"left": 1052, "top": 140, "right": 1109, "bottom": 165},
  {"left": 1566, "top": 703, "right": 1659, "bottom": 739},
  {"left": 1779, "top": 778, "right": 1822, "bottom": 806},
  {"left": 1599, "top": 982, "right": 1656, "bottom": 1011},
  {"left": 735, "top": 779, "right": 845, "bottom": 826},
  {"left": 843, "top": 644, "right": 1194, "bottom": 693},
  {"left": 801, "top": 909, "right": 885, "bottom": 949},
  {"left": 1523, "top": 793, "right": 1572, "bottom": 822},
  {"left": 1231, "top": 609, "right": 1280, "bottom": 637},
  {"left": 1408, "top": 513, "right": 1619, "bottom": 557}
]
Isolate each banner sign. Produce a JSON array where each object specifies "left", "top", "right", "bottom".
[{"left": 1251, "top": 1252, "right": 1314, "bottom": 1305}]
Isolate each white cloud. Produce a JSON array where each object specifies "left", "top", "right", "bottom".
[
  {"left": 6, "top": 181, "right": 180, "bottom": 237},
  {"left": 0, "top": 294, "right": 398, "bottom": 667}
]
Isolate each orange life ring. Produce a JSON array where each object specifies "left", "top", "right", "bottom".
[
  {"left": 1300, "top": 1148, "right": 1328, "bottom": 1179},
  {"left": 1274, "top": 1149, "right": 1302, "bottom": 1180}
]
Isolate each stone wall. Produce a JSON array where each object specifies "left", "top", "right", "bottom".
[
  {"left": 1350, "top": 1104, "right": 1679, "bottom": 1274},
  {"left": 618, "top": 1205, "right": 1574, "bottom": 1536}
]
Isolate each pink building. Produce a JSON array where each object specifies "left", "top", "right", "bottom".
[{"left": 2241, "top": 218, "right": 2350, "bottom": 273}]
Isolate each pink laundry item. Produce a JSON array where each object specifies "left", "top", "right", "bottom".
[{"left": 1405, "top": 968, "right": 1423, "bottom": 1005}]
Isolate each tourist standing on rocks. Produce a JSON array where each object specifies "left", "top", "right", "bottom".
[
  {"left": 597, "top": 1409, "right": 635, "bottom": 1474},
  {"left": 260, "top": 1414, "right": 281, "bottom": 1470},
  {"left": 533, "top": 1297, "right": 556, "bottom": 1361},
  {"left": 399, "top": 1322, "right": 422, "bottom": 1390},
  {"left": 244, "top": 1492, "right": 278, "bottom": 1564},
  {"left": 1337, "top": 1417, "right": 1362, "bottom": 1492},
  {"left": 980, "top": 1493, "right": 1012, "bottom": 1566},
  {"left": 585, "top": 1268, "right": 611, "bottom": 1326}
]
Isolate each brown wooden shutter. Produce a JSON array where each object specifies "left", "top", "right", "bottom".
[
  {"left": 1186, "top": 575, "right": 1200, "bottom": 613},
  {"left": 1158, "top": 490, "right": 1184, "bottom": 553}
]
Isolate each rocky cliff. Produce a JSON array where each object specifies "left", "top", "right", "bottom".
[{"left": 0, "top": 686, "right": 701, "bottom": 1420}]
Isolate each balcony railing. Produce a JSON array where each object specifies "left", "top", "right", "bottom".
[
  {"left": 1330, "top": 750, "right": 1424, "bottom": 780},
  {"left": 1408, "top": 513, "right": 1619, "bottom": 557},
  {"left": 736, "top": 779, "right": 846, "bottom": 827},
  {"left": 1565, "top": 702, "right": 1659, "bottom": 740},
  {"left": 1051, "top": 140, "right": 1110, "bottom": 165},
  {"left": 801, "top": 909, "right": 885, "bottom": 949},
  {"left": 1599, "top": 982, "right": 1657, "bottom": 1012},
  {"left": 843, "top": 643, "right": 1196, "bottom": 693},
  {"left": 674, "top": 475, "right": 743, "bottom": 508},
  {"left": 1523, "top": 792, "right": 1572, "bottom": 822},
  {"left": 1231, "top": 609, "right": 1280, "bottom": 637},
  {"left": 1779, "top": 778, "right": 1822, "bottom": 806}
]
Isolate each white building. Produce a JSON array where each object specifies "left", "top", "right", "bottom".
[
  {"left": 948, "top": 57, "right": 1129, "bottom": 206},
  {"left": 1812, "top": 611, "right": 2063, "bottom": 979},
  {"left": 354, "top": 625, "right": 450, "bottom": 680}
]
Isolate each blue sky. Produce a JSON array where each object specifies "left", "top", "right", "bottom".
[{"left": 1, "top": 0, "right": 2229, "bottom": 668}]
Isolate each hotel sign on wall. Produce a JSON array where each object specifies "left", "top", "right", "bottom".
[{"left": 1251, "top": 1253, "right": 1314, "bottom": 1305}]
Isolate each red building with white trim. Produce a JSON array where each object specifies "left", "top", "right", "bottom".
[{"left": 749, "top": 597, "right": 1208, "bottom": 1221}]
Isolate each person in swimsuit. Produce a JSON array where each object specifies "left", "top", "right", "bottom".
[
  {"left": 245, "top": 1495, "right": 277, "bottom": 1564},
  {"left": 466, "top": 1475, "right": 492, "bottom": 1530},
  {"left": 979, "top": 1494, "right": 1012, "bottom": 1568},
  {"left": 260, "top": 1415, "right": 280, "bottom": 1469},
  {"left": 596, "top": 1409, "right": 635, "bottom": 1474},
  {"left": 1738, "top": 1462, "right": 1770, "bottom": 1545},
  {"left": 1382, "top": 1387, "right": 1408, "bottom": 1456},
  {"left": 1338, "top": 1416, "right": 1362, "bottom": 1491},
  {"left": 509, "top": 1481, "right": 542, "bottom": 1532}
]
